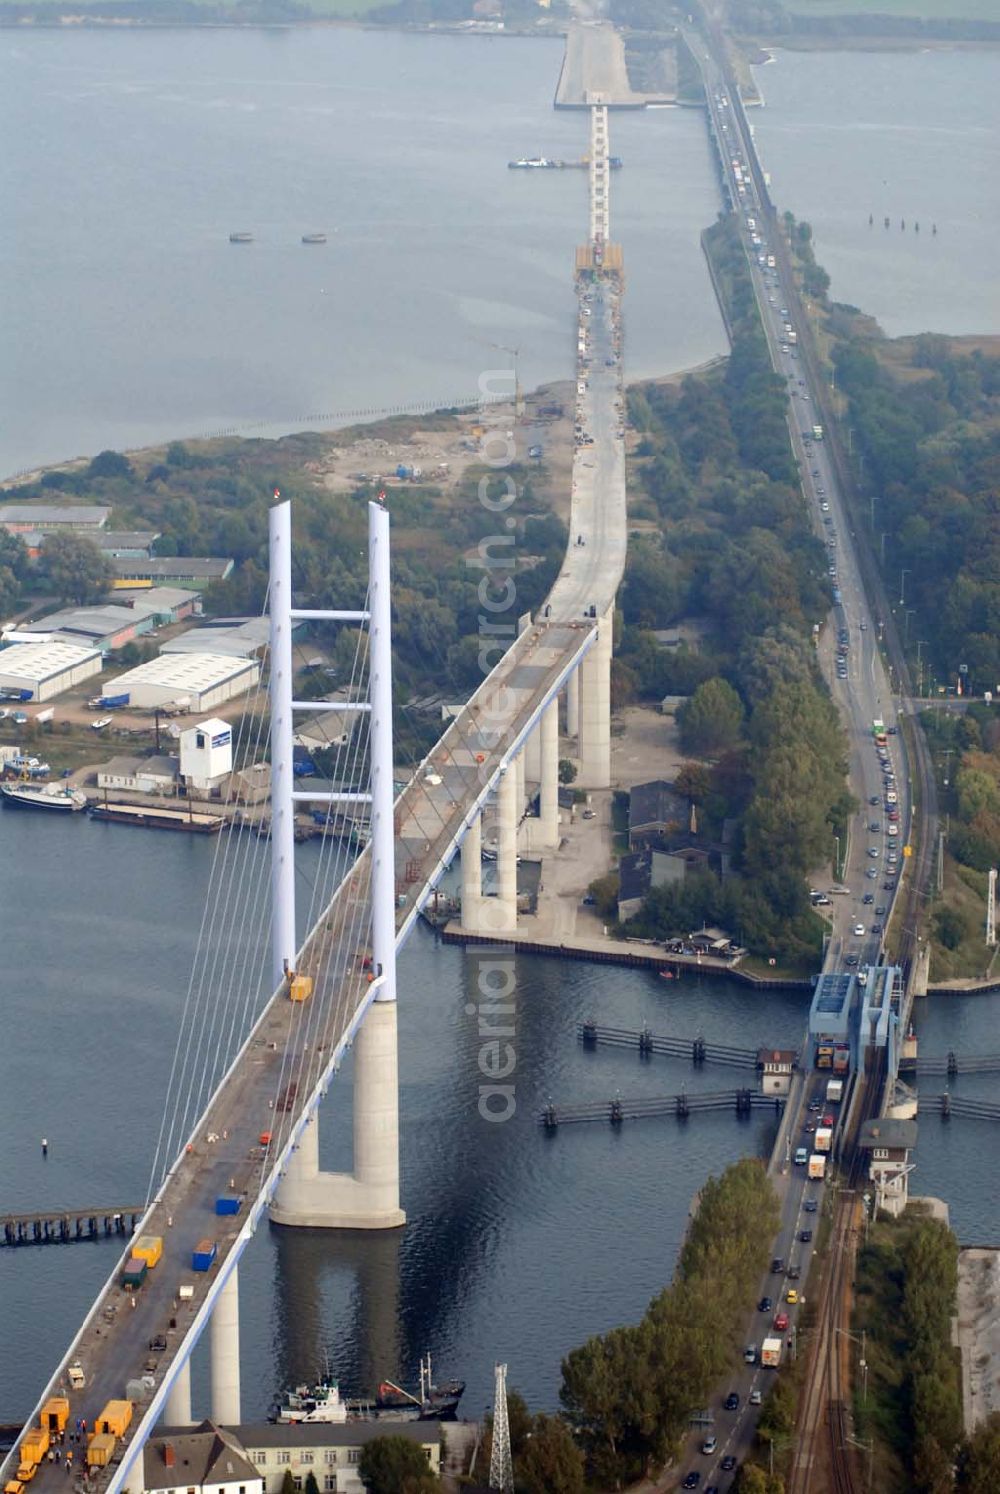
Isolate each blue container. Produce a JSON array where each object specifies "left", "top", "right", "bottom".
[
  {"left": 215, "top": 1197, "right": 240, "bottom": 1216},
  {"left": 192, "top": 1238, "right": 217, "bottom": 1271}
]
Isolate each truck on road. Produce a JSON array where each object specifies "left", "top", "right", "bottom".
[
  {"left": 808, "top": 1153, "right": 827, "bottom": 1180},
  {"left": 815, "top": 1127, "right": 833, "bottom": 1153},
  {"left": 761, "top": 1337, "right": 783, "bottom": 1368},
  {"left": 826, "top": 1079, "right": 844, "bottom": 1104}
]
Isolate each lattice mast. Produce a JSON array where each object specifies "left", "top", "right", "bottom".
[{"left": 489, "top": 1362, "right": 515, "bottom": 1494}]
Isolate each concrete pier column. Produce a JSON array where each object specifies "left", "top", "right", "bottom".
[
  {"left": 578, "top": 612, "right": 612, "bottom": 788},
  {"left": 275, "top": 1108, "right": 319, "bottom": 1205},
  {"left": 514, "top": 746, "right": 525, "bottom": 815},
  {"left": 351, "top": 1001, "right": 406, "bottom": 1225},
  {"left": 210, "top": 1265, "right": 241, "bottom": 1426},
  {"left": 164, "top": 1356, "right": 193, "bottom": 1427},
  {"left": 539, "top": 699, "right": 560, "bottom": 847},
  {"left": 491, "top": 764, "right": 518, "bottom": 933},
  {"left": 520, "top": 614, "right": 541, "bottom": 785},
  {"left": 566, "top": 670, "right": 579, "bottom": 739},
  {"left": 461, "top": 813, "right": 483, "bottom": 931}
]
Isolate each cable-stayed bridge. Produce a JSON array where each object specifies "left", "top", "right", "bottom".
[{"left": 4, "top": 107, "right": 626, "bottom": 1494}]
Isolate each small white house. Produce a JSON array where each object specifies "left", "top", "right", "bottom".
[
  {"left": 180, "top": 718, "right": 233, "bottom": 793},
  {"left": 143, "top": 1424, "right": 261, "bottom": 1494}
]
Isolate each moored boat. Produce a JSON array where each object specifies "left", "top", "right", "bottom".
[
  {"left": 301, "top": 233, "right": 327, "bottom": 244},
  {"left": 1, "top": 781, "right": 87, "bottom": 813},
  {"left": 271, "top": 1381, "right": 347, "bottom": 1425}
]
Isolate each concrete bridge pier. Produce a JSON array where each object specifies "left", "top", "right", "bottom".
[
  {"left": 566, "top": 670, "right": 580, "bottom": 739},
  {"left": 520, "top": 614, "right": 542, "bottom": 786},
  {"left": 164, "top": 1356, "right": 193, "bottom": 1427},
  {"left": 515, "top": 745, "right": 526, "bottom": 817},
  {"left": 492, "top": 761, "right": 519, "bottom": 933},
  {"left": 210, "top": 1265, "right": 241, "bottom": 1424},
  {"left": 539, "top": 699, "right": 561, "bottom": 847},
  {"left": 461, "top": 811, "right": 483, "bottom": 929},
  {"left": 577, "top": 609, "right": 612, "bottom": 788}
]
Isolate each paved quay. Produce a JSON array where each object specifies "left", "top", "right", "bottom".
[{"left": 555, "top": 21, "right": 675, "bottom": 108}]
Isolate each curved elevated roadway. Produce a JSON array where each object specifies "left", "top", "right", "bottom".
[{"left": 3, "top": 110, "right": 627, "bottom": 1494}]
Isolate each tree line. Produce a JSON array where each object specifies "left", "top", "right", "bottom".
[
  {"left": 613, "top": 212, "right": 849, "bottom": 963},
  {"left": 558, "top": 1158, "right": 779, "bottom": 1488},
  {"left": 828, "top": 327, "right": 1000, "bottom": 695}
]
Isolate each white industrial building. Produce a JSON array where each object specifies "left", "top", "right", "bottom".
[
  {"left": 106, "top": 654, "right": 260, "bottom": 712},
  {"left": 143, "top": 1420, "right": 441, "bottom": 1494},
  {"left": 162, "top": 617, "right": 270, "bottom": 659},
  {"left": 180, "top": 719, "right": 233, "bottom": 793},
  {"left": 97, "top": 755, "right": 179, "bottom": 795},
  {"left": 0, "top": 640, "right": 103, "bottom": 701}
]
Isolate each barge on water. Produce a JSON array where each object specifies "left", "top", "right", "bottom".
[
  {"left": 88, "top": 801, "right": 224, "bottom": 834},
  {"left": 508, "top": 155, "right": 623, "bottom": 170}
]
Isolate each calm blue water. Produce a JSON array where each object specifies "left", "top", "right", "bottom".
[
  {"left": 0, "top": 810, "right": 806, "bottom": 1420},
  {"left": 750, "top": 47, "right": 1000, "bottom": 335},
  {"left": 0, "top": 27, "right": 725, "bottom": 478}
]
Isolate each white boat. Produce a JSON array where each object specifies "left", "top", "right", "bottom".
[
  {"left": 271, "top": 1380, "right": 348, "bottom": 1425},
  {"left": 1, "top": 782, "right": 87, "bottom": 813}
]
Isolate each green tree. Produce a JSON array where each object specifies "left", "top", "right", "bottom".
[
  {"left": 587, "top": 873, "right": 620, "bottom": 921},
  {"left": 0, "top": 564, "right": 20, "bottom": 616},
  {"left": 279, "top": 1473, "right": 295, "bottom": 1494},
  {"left": 303, "top": 1474, "right": 319, "bottom": 1494},
  {"left": 357, "top": 1434, "right": 437, "bottom": 1494},
  {"left": 0, "top": 528, "right": 29, "bottom": 584},
  {"left": 956, "top": 1411, "right": 1000, "bottom": 1492},
  {"left": 678, "top": 677, "right": 745, "bottom": 756},
  {"left": 558, "top": 758, "right": 577, "bottom": 785},
  {"left": 41, "top": 531, "right": 112, "bottom": 604},
  {"left": 517, "top": 1413, "right": 586, "bottom": 1494},
  {"left": 87, "top": 448, "right": 132, "bottom": 479}
]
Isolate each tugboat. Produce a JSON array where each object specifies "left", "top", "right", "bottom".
[
  {"left": 229, "top": 232, "right": 254, "bottom": 244},
  {"left": 271, "top": 1380, "right": 348, "bottom": 1425},
  {"left": 1, "top": 781, "right": 87, "bottom": 813}
]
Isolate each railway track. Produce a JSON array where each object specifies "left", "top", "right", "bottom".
[{"left": 788, "top": 1055, "right": 885, "bottom": 1494}]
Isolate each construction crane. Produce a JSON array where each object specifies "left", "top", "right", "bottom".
[{"left": 477, "top": 339, "right": 524, "bottom": 419}]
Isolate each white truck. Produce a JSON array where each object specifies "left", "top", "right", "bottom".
[
  {"left": 808, "top": 1153, "right": 827, "bottom": 1180},
  {"left": 815, "top": 1127, "right": 833, "bottom": 1154},
  {"left": 762, "top": 1337, "right": 783, "bottom": 1368},
  {"left": 812, "top": 424, "right": 824, "bottom": 440},
  {"left": 826, "top": 1079, "right": 844, "bottom": 1104}
]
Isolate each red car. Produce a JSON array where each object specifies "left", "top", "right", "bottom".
[
  {"left": 822, "top": 1113, "right": 835, "bottom": 1126},
  {"left": 774, "top": 1311, "right": 789, "bottom": 1331}
]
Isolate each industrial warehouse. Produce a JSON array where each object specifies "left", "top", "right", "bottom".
[
  {"left": 104, "top": 653, "right": 260, "bottom": 712},
  {"left": 0, "top": 640, "right": 103, "bottom": 701}
]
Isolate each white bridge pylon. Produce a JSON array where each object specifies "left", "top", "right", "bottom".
[{"left": 268, "top": 495, "right": 404, "bottom": 1229}]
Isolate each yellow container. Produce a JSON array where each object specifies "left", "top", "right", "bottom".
[
  {"left": 289, "top": 974, "right": 313, "bottom": 1003},
  {"left": 40, "top": 1398, "right": 70, "bottom": 1434},
  {"left": 95, "top": 1400, "right": 132, "bottom": 1439},
  {"left": 132, "top": 1235, "right": 163, "bottom": 1270},
  {"left": 19, "top": 1429, "right": 48, "bottom": 1467},
  {"left": 15, "top": 1470, "right": 35, "bottom": 1487},
  {"left": 86, "top": 1435, "right": 117, "bottom": 1469}
]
